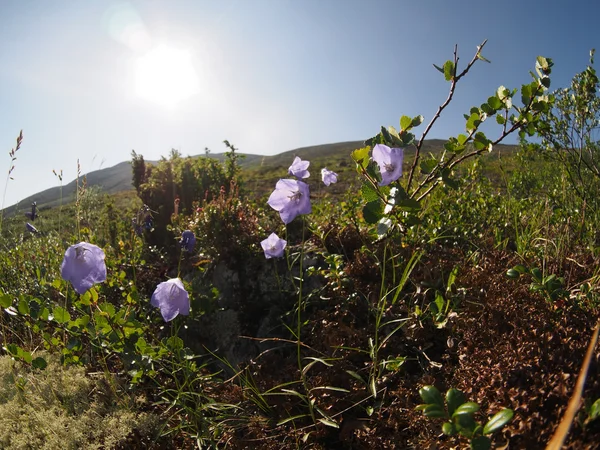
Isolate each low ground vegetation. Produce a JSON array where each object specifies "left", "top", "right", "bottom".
[{"left": 1, "top": 43, "right": 600, "bottom": 449}]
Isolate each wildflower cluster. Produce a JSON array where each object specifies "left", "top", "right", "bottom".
[
  {"left": 262, "top": 156, "right": 338, "bottom": 258},
  {"left": 60, "top": 229, "right": 195, "bottom": 322}
]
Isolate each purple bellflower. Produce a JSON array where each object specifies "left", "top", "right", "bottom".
[
  {"left": 321, "top": 168, "right": 338, "bottom": 186},
  {"left": 180, "top": 230, "right": 196, "bottom": 252},
  {"left": 151, "top": 278, "right": 190, "bottom": 322},
  {"left": 60, "top": 242, "right": 107, "bottom": 294},
  {"left": 267, "top": 179, "right": 312, "bottom": 224},
  {"left": 288, "top": 156, "right": 310, "bottom": 179},
  {"left": 25, "top": 222, "right": 39, "bottom": 234},
  {"left": 372, "top": 144, "right": 404, "bottom": 186},
  {"left": 261, "top": 232, "right": 287, "bottom": 258}
]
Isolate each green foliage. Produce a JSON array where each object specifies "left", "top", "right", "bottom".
[
  {"left": 177, "top": 184, "right": 263, "bottom": 265},
  {"left": 535, "top": 49, "right": 600, "bottom": 213},
  {"left": 3, "top": 40, "right": 600, "bottom": 449},
  {"left": 135, "top": 149, "right": 228, "bottom": 249},
  {"left": 417, "top": 385, "right": 513, "bottom": 449},
  {"left": 506, "top": 264, "right": 568, "bottom": 304},
  {"left": 357, "top": 43, "right": 554, "bottom": 240}
]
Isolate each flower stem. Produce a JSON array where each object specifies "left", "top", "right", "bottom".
[{"left": 297, "top": 217, "right": 306, "bottom": 372}]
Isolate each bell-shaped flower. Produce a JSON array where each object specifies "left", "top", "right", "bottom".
[
  {"left": 261, "top": 232, "right": 287, "bottom": 258},
  {"left": 267, "top": 179, "right": 311, "bottom": 224},
  {"left": 372, "top": 144, "right": 404, "bottom": 186},
  {"left": 151, "top": 278, "right": 190, "bottom": 322},
  {"left": 25, "top": 223, "right": 38, "bottom": 234},
  {"left": 179, "top": 230, "right": 196, "bottom": 252},
  {"left": 321, "top": 168, "right": 338, "bottom": 186},
  {"left": 288, "top": 156, "right": 310, "bottom": 179},
  {"left": 60, "top": 242, "right": 107, "bottom": 294}
]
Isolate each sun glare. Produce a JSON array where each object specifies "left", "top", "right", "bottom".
[{"left": 134, "top": 44, "right": 200, "bottom": 109}]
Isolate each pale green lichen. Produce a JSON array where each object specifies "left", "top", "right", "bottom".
[{"left": 0, "top": 354, "right": 159, "bottom": 449}]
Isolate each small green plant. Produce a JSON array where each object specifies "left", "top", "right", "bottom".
[
  {"left": 415, "top": 265, "right": 463, "bottom": 328},
  {"left": 416, "top": 385, "right": 513, "bottom": 450},
  {"left": 585, "top": 398, "right": 600, "bottom": 426},
  {"left": 506, "top": 264, "right": 568, "bottom": 303}
]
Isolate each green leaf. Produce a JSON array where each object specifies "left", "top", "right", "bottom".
[
  {"left": 496, "top": 114, "right": 506, "bottom": 125},
  {"left": 470, "top": 435, "right": 492, "bottom": 450},
  {"left": 400, "top": 115, "right": 412, "bottom": 130},
  {"left": 361, "top": 183, "right": 380, "bottom": 203},
  {"left": 32, "top": 357, "right": 47, "bottom": 370},
  {"left": 434, "top": 291, "right": 445, "bottom": 314},
  {"left": 472, "top": 132, "right": 492, "bottom": 152},
  {"left": 317, "top": 418, "right": 339, "bottom": 428},
  {"left": 442, "top": 421, "right": 456, "bottom": 436},
  {"left": 487, "top": 96, "right": 502, "bottom": 110},
  {"left": 369, "top": 376, "right": 377, "bottom": 398},
  {"left": 396, "top": 197, "right": 421, "bottom": 212},
  {"left": 277, "top": 414, "right": 310, "bottom": 426},
  {"left": 506, "top": 269, "right": 520, "bottom": 279},
  {"left": 433, "top": 63, "right": 444, "bottom": 74},
  {"left": 589, "top": 399, "right": 600, "bottom": 420},
  {"left": 477, "top": 53, "right": 491, "bottom": 63},
  {"left": 521, "top": 83, "right": 533, "bottom": 104},
  {"left": 443, "top": 60, "right": 455, "bottom": 81},
  {"left": 5, "top": 344, "right": 19, "bottom": 357},
  {"left": 423, "top": 404, "right": 447, "bottom": 418},
  {"left": 453, "top": 402, "right": 480, "bottom": 416},
  {"left": 481, "top": 103, "right": 494, "bottom": 115},
  {"left": 76, "top": 315, "right": 90, "bottom": 328},
  {"left": 0, "top": 293, "right": 12, "bottom": 308},
  {"left": 455, "top": 412, "right": 477, "bottom": 432},
  {"left": 466, "top": 112, "right": 481, "bottom": 131},
  {"left": 352, "top": 146, "right": 371, "bottom": 169},
  {"left": 79, "top": 290, "right": 92, "bottom": 306},
  {"left": 446, "top": 388, "right": 467, "bottom": 416},
  {"left": 17, "top": 298, "right": 30, "bottom": 316},
  {"left": 536, "top": 56, "right": 552, "bottom": 75},
  {"left": 419, "top": 385, "right": 444, "bottom": 408},
  {"left": 166, "top": 336, "right": 184, "bottom": 351},
  {"left": 345, "top": 370, "right": 366, "bottom": 384},
  {"left": 99, "top": 302, "right": 116, "bottom": 317},
  {"left": 412, "top": 115, "right": 424, "bottom": 127},
  {"left": 387, "top": 125, "right": 401, "bottom": 140},
  {"left": 420, "top": 158, "right": 437, "bottom": 174},
  {"left": 444, "top": 138, "right": 466, "bottom": 153},
  {"left": 483, "top": 409, "right": 514, "bottom": 434},
  {"left": 363, "top": 200, "right": 384, "bottom": 224},
  {"left": 19, "top": 349, "right": 32, "bottom": 364},
  {"left": 441, "top": 169, "right": 459, "bottom": 190},
  {"left": 53, "top": 306, "right": 71, "bottom": 324}
]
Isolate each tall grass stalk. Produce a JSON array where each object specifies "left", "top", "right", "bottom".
[
  {"left": 0, "top": 131, "right": 23, "bottom": 236},
  {"left": 52, "top": 169, "right": 63, "bottom": 235}
]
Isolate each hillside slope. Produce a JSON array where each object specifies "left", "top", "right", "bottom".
[{"left": 2, "top": 139, "right": 519, "bottom": 215}]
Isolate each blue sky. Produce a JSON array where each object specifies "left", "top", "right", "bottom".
[{"left": 0, "top": 0, "right": 598, "bottom": 207}]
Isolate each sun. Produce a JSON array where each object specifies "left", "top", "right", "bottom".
[{"left": 134, "top": 44, "right": 200, "bottom": 109}]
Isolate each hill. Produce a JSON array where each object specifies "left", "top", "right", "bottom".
[{"left": 2, "top": 139, "right": 520, "bottom": 216}]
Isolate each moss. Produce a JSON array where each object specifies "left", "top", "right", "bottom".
[{"left": 0, "top": 354, "right": 159, "bottom": 449}]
